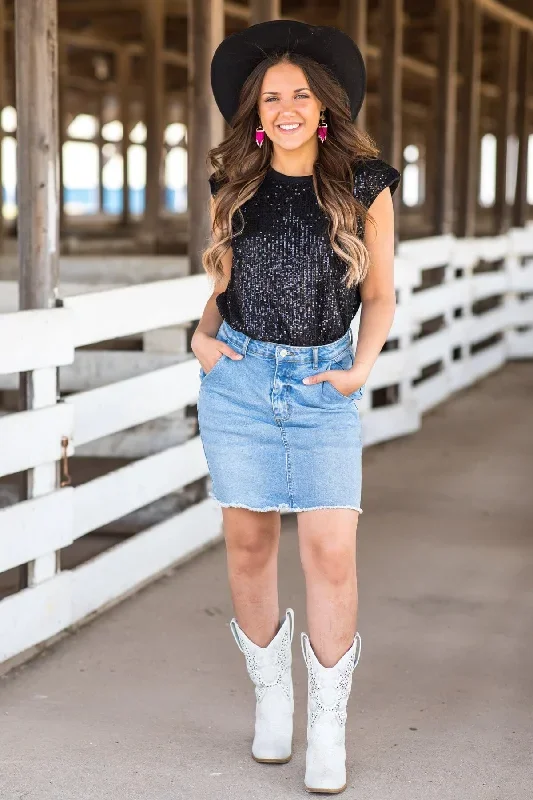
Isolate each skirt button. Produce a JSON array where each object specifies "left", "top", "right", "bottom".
[{"left": 279, "top": 348, "right": 288, "bottom": 357}]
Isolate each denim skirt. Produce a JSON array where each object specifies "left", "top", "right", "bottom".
[{"left": 197, "top": 320, "right": 365, "bottom": 513}]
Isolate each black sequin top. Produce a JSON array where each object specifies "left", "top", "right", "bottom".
[{"left": 208, "top": 158, "right": 401, "bottom": 346}]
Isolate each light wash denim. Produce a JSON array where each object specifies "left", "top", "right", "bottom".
[{"left": 197, "top": 320, "right": 365, "bottom": 513}]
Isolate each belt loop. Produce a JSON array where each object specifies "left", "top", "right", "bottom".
[
  {"left": 348, "top": 327, "right": 353, "bottom": 345},
  {"left": 242, "top": 335, "right": 251, "bottom": 356},
  {"left": 313, "top": 346, "right": 318, "bottom": 369}
]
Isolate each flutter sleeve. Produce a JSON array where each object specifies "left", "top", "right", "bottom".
[{"left": 353, "top": 158, "right": 401, "bottom": 210}]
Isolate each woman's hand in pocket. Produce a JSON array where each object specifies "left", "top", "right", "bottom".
[
  {"left": 191, "top": 330, "right": 243, "bottom": 374},
  {"left": 302, "top": 364, "right": 367, "bottom": 397}
]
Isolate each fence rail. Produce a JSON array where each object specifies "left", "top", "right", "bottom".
[{"left": 1, "top": 229, "right": 532, "bottom": 665}]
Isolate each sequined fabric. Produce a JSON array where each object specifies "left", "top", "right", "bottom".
[{"left": 209, "top": 158, "right": 401, "bottom": 346}]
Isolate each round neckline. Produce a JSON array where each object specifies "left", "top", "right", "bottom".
[{"left": 267, "top": 166, "right": 314, "bottom": 184}]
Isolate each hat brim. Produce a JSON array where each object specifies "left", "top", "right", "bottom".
[{"left": 211, "top": 20, "right": 366, "bottom": 126}]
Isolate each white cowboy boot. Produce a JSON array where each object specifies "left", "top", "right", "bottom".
[
  {"left": 230, "top": 608, "right": 295, "bottom": 763},
  {"left": 301, "top": 630, "right": 362, "bottom": 794}
]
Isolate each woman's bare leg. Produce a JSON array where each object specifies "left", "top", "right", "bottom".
[
  {"left": 222, "top": 507, "right": 282, "bottom": 646},
  {"left": 297, "top": 508, "right": 360, "bottom": 666}
]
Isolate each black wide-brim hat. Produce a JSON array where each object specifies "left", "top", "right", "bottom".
[{"left": 211, "top": 19, "right": 366, "bottom": 126}]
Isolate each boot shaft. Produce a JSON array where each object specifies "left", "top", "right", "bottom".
[
  {"left": 301, "top": 631, "right": 361, "bottom": 728},
  {"left": 230, "top": 608, "right": 295, "bottom": 764},
  {"left": 301, "top": 631, "right": 362, "bottom": 793},
  {"left": 230, "top": 609, "right": 295, "bottom": 699}
]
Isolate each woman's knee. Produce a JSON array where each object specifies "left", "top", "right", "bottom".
[
  {"left": 224, "top": 509, "right": 280, "bottom": 571},
  {"left": 301, "top": 538, "right": 356, "bottom": 586}
]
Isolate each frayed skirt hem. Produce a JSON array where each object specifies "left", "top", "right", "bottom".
[{"left": 209, "top": 494, "right": 363, "bottom": 514}]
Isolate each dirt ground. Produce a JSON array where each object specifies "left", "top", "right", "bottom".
[{"left": 1, "top": 362, "right": 532, "bottom": 800}]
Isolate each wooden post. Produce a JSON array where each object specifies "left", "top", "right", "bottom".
[
  {"left": 15, "top": 0, "right": 60, "bottom": 588},
  {"left": 142, "top": 0, "right": 164, "bottom": 249},
  {"left": 434, "top": 0, "right": 458, "bottom": 235},
  {"left": 456, "top": 1, "right": 482, "bottom": 238},
  {"left": 494, "top": 23, "right": 518, "bottom": 233},
  {"left": 0, "top": 0, "right": 5, "bottom": 253},
  {"left": 209, "top": 3, "right": 225, "bottom": 149},
  {"left": 342, "top": 0, "right": 367, "bottom": 132},
  {"left": 58, "top": 43, "right": 67, "bottom": 237},
  {"left": 379, "top": 0, "right": 403, "bottom": 244},
  {"left": 118, "top": 49, "right": 130, "bottom": 226},
  {"left": 250, "top": 0, "right": 280, "bottom": 25},
  {"left": 513, "top": 31, "right": 532, "bottom": 229},
  {"left": 187, "top": 0, "right": 224, "bottom": 275},
  {"left": 98, "top": 95, "right": 105, "bottom": 213},
  {"left": 424, "top": 104, "right": 437, "bottom": 233}
]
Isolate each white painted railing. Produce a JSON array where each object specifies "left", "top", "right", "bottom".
[{"left": 1, "top": 228, "right": 532, "bottom": 665}]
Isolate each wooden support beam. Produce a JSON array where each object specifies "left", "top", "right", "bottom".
[
  {"left": 58, "top": 43, "right": 67, "bottom": 234},
  {"left": 379, "top": 0, "right": 403, "bottom": 167},
  {"left": 379, "top": 0, "right": 403, "bottom": 245},
  {"left": 57, "top": 0, "right": 140, "bottom": 11},
  {"left": 15, "top": 0, "right": 61, "bottom": 589},
  {"left": 225, "top": 1, "right": 251, "bottom": 21},
  {"left": 513, "top": 31, "right": 532, "bottom": 229},
  {"left": 97, "top": 95, "right": 105, "bottom": 213},
  {"left": 342, "top": 0, "right": 367, "bottom": 131},
  {"left": 456, "top": 1, "right": 482, "bottom": 238},
  {"left": 0, "top": 0, "right": 5, "bottom": 253},
  {"left": 210, "top": 3, "right": 225, "bottom": 151},
  {"left": 474, "top": 0, "right": 533, "bottom": 35},
  {"left": 434, "top": 0, "right": 459, "bottom": 236},
  {"left": 55, "top": 29, "right": 187, "bottom": 68},
  {"left": 59, "top": 0, "right": 249, "bottom": 22},
  {"left": 187, "top": 0, "right": 224, "bottom": 275},
  {"left": 141, "top": 0, "right": 164, "bottom": 248},
  {"left": 118, "top": 49, "right": 130, "bottom": 226},
  {"left": 7, "top": 16, "right": 533, "bottom": 112},
  {"left": 16, "top": 0, "right": 60, "bottom": 305},
  {"left": 494, "top": 23, "right": 518, "bottom": 234},
  {"left": 250, "top": 0, "right": 280, "bottom": 25}
]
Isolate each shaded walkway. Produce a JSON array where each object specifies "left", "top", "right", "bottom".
[{"left": 1, "top": 363, "right": 532, "bottom": 800}]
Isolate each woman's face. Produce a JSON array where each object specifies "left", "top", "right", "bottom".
[{"left": 258, "top": 62, "right": 324, "bottom": 153}]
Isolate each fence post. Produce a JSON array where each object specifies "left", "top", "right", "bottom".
[{"left": 15, "top": 0, "right": 61, "bottom": 588}]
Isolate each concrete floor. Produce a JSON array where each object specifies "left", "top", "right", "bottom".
[{"left": 1, "top": 362, "right": 532, "bottom": 800}]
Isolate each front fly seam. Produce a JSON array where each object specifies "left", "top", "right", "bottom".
[{"left": 279, "top": 423, "right": 295, "bottom": 507}]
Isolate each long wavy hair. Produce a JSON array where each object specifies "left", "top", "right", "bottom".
[{"left": 202, "top": 52, "right": 380, "bottom": 288}]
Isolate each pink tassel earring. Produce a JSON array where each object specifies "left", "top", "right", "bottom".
[
  {"left": 255, "top": 122, "right": 265, "bottom": 148},
  {"left": 317, "top": 110, "right": 328, "bottom": 143}
]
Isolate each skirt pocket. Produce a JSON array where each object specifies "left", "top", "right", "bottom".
[
  {"left": 199, "top": 353, "right": 227, "bottom": 384},
  {"left": 321, "top": 349, "right": 365, "bottom": 403},
  {"left": 198, "top": 324, "right": 233, "bottom": 383}
]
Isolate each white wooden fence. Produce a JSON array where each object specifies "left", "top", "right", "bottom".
[{"left": 1, "top": 229, "right": 532, "bottom": 665}]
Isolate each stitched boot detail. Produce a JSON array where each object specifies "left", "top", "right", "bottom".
[
  {"left": 230, "top": 608, "right": 295, "bottom": 763},
  {"left": 301, "top": 630, "right": 362, "bottom": 793}
]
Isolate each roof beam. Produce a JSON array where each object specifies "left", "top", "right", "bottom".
[
  {"left": 58, "top": 0, "right": 140, "bottom": 10},
  {"left": 5, "top": 19, "right": 188, "bottom": 65},
  {"left": 474, "top": 0, "right": 533, "bottom": 34},
  {"left": 58, "top": 0, "right": 251, "bottom": 20}
]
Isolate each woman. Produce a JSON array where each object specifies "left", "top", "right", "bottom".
[{"left": 191, "top": 19, "right": 400, "bottom": 795}]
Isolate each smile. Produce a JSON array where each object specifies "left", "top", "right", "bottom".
[{"left": 277, "top": 123, "right": 302, "bottom": 133}]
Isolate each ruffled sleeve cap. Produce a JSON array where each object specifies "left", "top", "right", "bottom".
[{"left": 353, "top": 158, "right": 401, "bottom": 210}]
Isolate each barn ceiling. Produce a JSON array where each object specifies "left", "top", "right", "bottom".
[{"left": 2, "top": 1, "right": 532, "bottom": 123}]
